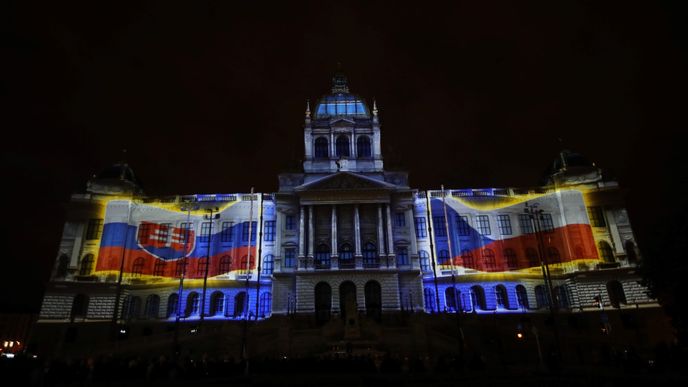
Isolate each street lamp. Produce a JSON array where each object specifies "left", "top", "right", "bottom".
[{"left": 173, "top": 201, "right": 199, "bottom": 356}]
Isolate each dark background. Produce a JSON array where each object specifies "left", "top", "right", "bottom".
[{"left": 3, "top": 1, "right": 687, "bottom": 313}]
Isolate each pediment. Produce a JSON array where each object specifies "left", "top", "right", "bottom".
[
  {"left": 331, "top": 118, "right": 355, "bottom": 127},
  {"left": 295, "top": 172, "right": 398, "bottom": 192}
]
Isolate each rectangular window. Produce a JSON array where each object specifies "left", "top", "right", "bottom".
[
  {"left": 395, "top": 212, "right": 406, "bottom": 227},
  {"left": 158, "top": 223, "right": 171, "bottom": 244},
  {"left": 242, "top": 221, "right": 257, "bottom": 242},
  {"left": 180, "top": 222, "right": 193, "bottom": 244},
  {"left": 519, "top": 214, "right": 534, "bottom": 234},
  {"left": 476, "top": 215, "right": 491, "bottom": 235},
  {"left": 200, "top": 222, "right": 212, "bottom": 243},
  {"left": 540, "top": 213, "right": 554, "bottom": 233},
  {"left": 433, "top": 216, "right": 447, "bottom": 237},
  {"left": 414, "top": 217, "right": 427, "bottom": 238},
  {"left": 284, "top": 248, "right": 296, "bottom": 268},
  {"left": 85, "top": 219, "right": 103, "bottom": 240},
  {"left": 396, "top": 246, "right": 409, "bottom": 266},
  {"left": 138, "top": 222, "right": 152, "bottom": 244},
  {"left": 264, "top": 220, "right": 275, "bottom": 241},
  {"left": 285, "top": 215, "right": 295, "bottom": 231},
  {"left": 220, "top": 222, "right": 233, "bottom": 243},
  {"left": 456, "top": 215, "right": 471, "bottom": 236},
  {"left": 587, "top": 206, "right": 606, "bottom": 227},
  {"left": 497, "top": 214, "right": 512, "bottom": 235}
]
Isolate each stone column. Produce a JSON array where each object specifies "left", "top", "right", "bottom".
[
  {"left": 298, "top": 206, "right": 305, "bottom": 270},
  {"left": 331, "top": 205, "right": 338, "bottom": 269},
  {"left": 386, "top": 204, "right": 396, "bottom": 268},
  {"left": 354, "top": 205, "right": 362, "bottom": 256},
  {"left": 406, "top": 207, "right": 419, "bottom": 255},
  {"left": 377, "top": 204, "right": 385, "bottom": 257},
  {"left": 308, "top": 205, "right": 315, "bottom": 270},
  {"left": 274, "top": 210, "right": 283, "bottom": 273}
]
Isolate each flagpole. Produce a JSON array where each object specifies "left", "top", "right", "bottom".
[
  {"left": 173, "top": 201, "right": 195, "bottom": 356},
  {"left": 424, "top": 191, "right": 441, "bottom": 313},
  {"left": 241, "top": 187, "right": 254, "bottom": 374},
  {"left": 441, "top": 185, "right": 464, "bottom": 360},
  {"left": 199, "top": 207, "right": 219, "bottom": 326},
  {"left": 112, "top": 200, "right": 133, "bottom": 333},
  {"left": 254, "top": 193, "right": 265, "bottom": 321}
]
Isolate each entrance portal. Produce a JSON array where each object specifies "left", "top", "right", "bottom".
[{"left": 339, "top": 281, "right": 360, "bottom": 338}]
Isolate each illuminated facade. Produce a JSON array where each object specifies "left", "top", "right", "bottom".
[{"left": 38, "top": 73, "right": 653, "bottom": 329}]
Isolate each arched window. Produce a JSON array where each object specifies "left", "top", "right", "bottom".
[
  {"left": 259, "top": 292, "right": 272, "bottom": 317},
  {"left": 461, "top": 249, "right": 475, "bottom": 269},
  {"left": 234, "top": 292, "right": 248, "bottom": 318},
  {"left": 56, "top": 254, "right": 69, "bottom": 279},
  {"left": 131, "top": 257, "right": 145, "bottom": 277},
  {"left": 396, "top": 246, "right": 409, "bottom": 266},
  {"left": 357, "top": 136, "right": 372, "bottom": 158},
  {"left": 470, "top": 286, "right": 487, "bottom": 311},
  {"left": 438, "top": 250, "right": 450, "bottom": 265},
  {"left": 504, "top": 248, "right": 518, "bottom": 270},
  {"left": 144, "top": 295, "right": 160, "bottom": 319},
  {"left": 167, "top": 294, "right": 179, "bottom": 318},
  {"left": 419, "top": 250, "right": 431, "bottom": 272},
  {"left": 153, "top": 260, "right": 166, "bottom": 277},
  {"left": 239, "top": 255, "right": 253, "bottom": 274},
  {"left": 314, "top": 137, "right": 329, "bottom": 158},
  {"left": 535, "top": 285, "right": 549, "bottom": 309},
  {"left": 197, "top": 258, "right": 209, "bottom": 277},
  {"left": 516, "top": 285, "right": 529, "bottom": 310},
  {"left": 336, "top": 135, "right": 350, "bottom": 158},
  {"left": 71, "top": 294, "right": 89, "bottom": 321},
  {"left": 339, "top": 243, "right": 354, "bottom": 269},
  {"left": 186, "top": 292, "right": 200, "bottom": 317},
  {"left": 219, "top": 255, "right": 232, "bottom": 274},
  {"left": 79, "top": 254, "right": 94, "bottom": 276},
  {"left": 314, "top": 282, "right": 331, "bottom": 324},
  {"left": 365, "top": 281, "right": 382, "bottom": 321},
  {"left": 547, "top": 247, "right": 561, "bottom": 264},
  {"left": 363, "top": 242, "right": 378, "bottom": 268},
  {"left": 315, "top": 244, "right": 331, "bottom": 269},
  {"left": 495, "top": 285, "right": 509, "bottom": 309},
  {"left": 445, "top": 286, "right": 459, "bottom": 312},
  {"left": 124, "top": 296, "right": 142, "bottom": 320},
  {"left": 262, "top": 254, "right": 274, "bottom": 275},
  {"left": 556, "top": 286, "right": 570, "bottom": 309},
  {"left": 525, "top": 248, "right": 539, "bottom": 267},
  {"left": 483, "top": 249, "right": 496, "bottom": 271},
  {"left": 599, "top": 241, "right": 614, "bottom": 263},
  {"left": 175, "top": 260, "right": 188, "bottom": 277},
  {"left": 607, "top": 280, "right": 626, "bottom": 308},
  {"left": 424, "top": 288, "right": 436, "bottom": 312},
  {"left": 625, "top": 241, "right": 638, "bottom": 263},
  {"left": 209, "top": 291, "right": 224, "bottom": 316}
]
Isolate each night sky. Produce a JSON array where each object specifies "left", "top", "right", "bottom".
[{"left": 4, "top": 1, "right": 687, "bottom": 312}]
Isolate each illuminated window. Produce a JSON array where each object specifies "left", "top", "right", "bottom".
[
  {"left": 525, "top": 248, "right": 539, "bottom": 267},
  {"left": 456, "top": 215, "right": 471, "bottom": 236},
  {"left": 219, "top": 255, "right": 232, "bottom": 274},
  {"left": 470, "top": 286, "right": 487, "bottom": 311},
  {"left": 396, "top": 246, "right": 409, "bottom": 266},
  {"left": 461, "top": 249, "right": 474, "bottom": 268},
  {"left": 339, "top": 243, "right": 354, "bottom": 268},
  {"left": 483, "top": 248, "right": 496, "bottom": 271},
  {"left": 433, "top": 216, "right": 447, "bottom": 237},
  {"left": 158, "top": 223, "right": 171, "bottom": 244},
  {"left": 314, "top": 137, "right": 329, "bottom": 158},
  {"left": 599, "top": 241, "right": 614, "bottom": 263},
  {"left": 438, "top": 249, "right": 450, "bottom": 265},
  {"left": 138, "top": 223, "right": 152, "bottom": 244},
  {"left": 315, "top": 244, "right": 331, "bottom": 269},
  {"left": 363, "top": 242, "right": 378, "bottom": 268},
  {"left": 285, "top": 215, "right": 295, "bottom": 230},
  {"left": 234, "top": 292, "right": 248, "bottom": 317},
  {"left": 445, "top": 286, "right": 459, "bottom": 312},
  {"left": 284, "top": 248, "right": 296, "bottom": 268},
  {"left": 535, "top": 285, "right": 549, "bottom": 308},
  {"left": 395, "top": 212, "right": 406, "bottom": 227},
  {"left": 167, "top": 294, "right": 179, "bottom": 318},
  {"left": 419, "top": 250, "right": 431, "bottom": 271},
  {"left": 200, "top": 222, "right": 212, "bottom": 243},
  {"left": 132, "top": 257, "right": 145, "bottom": 277},
  {"left": 516, "top": 285, "right": 529, "bottom": 309},
  {"left": 547, "top": 247, "right": 561, "bottom": 264},
  {"left": 210, "top": 291, "right": 224, "bottom": 316},
  {"left": 79, "top": 254, "right": 94, "bottom": 276},
  {"left": 476, "top": 215, "right": 491, "bottom": 235},
  {"left": 424, "top": 288, "right": 436, "bottom": 312},
  {"left": 357, "top": 136, "right": 372, "bottom": 158},
  {"left": 220, "top": 222, "right": 233, "bottom": 242},
  {"left": 336, "top": 135, "right": 350, "bottom": 157},
  {"left": 259, "top": 292, "right": 272, "bottom": 317},
  {"left": 197, "top": 258, "right": 208, "bottom": 277},
  {"left": 262, "top": 254, "right": 274, "bottom": 274},
  {"left": 264, "top": 221, "right": 275, "bottom": 241},
  {"left": 540, "top": 213, "right": 554, "bottom": 233},
  {"left": 185, "top": 292, "right": 200, "bottom": 316},
  {"left": 587, "top": 206, "right": 606, "bottom": 227},
  {"left": 175, "top": 260, "right": 188, "bottom": 277},
  {"left": 497, "top": 215, "right": 512, "bottom": 235},
  {"left": 239, "top": 255, "right": 253, "bottom": 274},
  {"left": 180, "top": 222, "right": 193, "bottom": 244},
  {"left": 414, "top": 217, "right": 427, "bottom": 238},
  {"left": 519, "top": 214, "right": 534, "bottom": 234},
  {"left": 504, "top": 248, "right": 517, "bottom": 269},
  {"left": 153, "top": 260, "right": 166, "bottom": 277},
  {"left": 495, "top": 285, "right": 508, "bottom": 308},
  {"left": 85, "top": 219, "right": 103, "bottom": 240},
  {"left": 242, "top": 221, "right": 257, "bottom": 242}
]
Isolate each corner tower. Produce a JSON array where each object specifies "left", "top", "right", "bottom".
[{"left": 303, "top": 72, "right": 384, "bottom": 175}]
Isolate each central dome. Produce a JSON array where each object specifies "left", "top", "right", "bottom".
[{"left": 314, "top": 72, "right": 370, "bottom": 119}]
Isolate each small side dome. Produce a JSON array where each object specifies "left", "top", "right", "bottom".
[
  {"left": 87, "top": 163, "right": 143, "bottom": 195},
  {"left": 314, "top": 72, "right": 370, "bottom": 119},
  {"left": 544, "top": 150, "right": 602, "bottom": 186}
]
